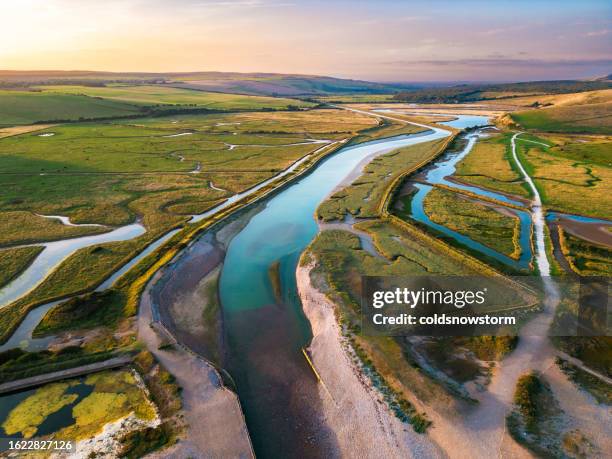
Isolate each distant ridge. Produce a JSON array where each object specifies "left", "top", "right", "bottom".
[{"left": 0, "top": 70, "right": 421, "bottom": 96}]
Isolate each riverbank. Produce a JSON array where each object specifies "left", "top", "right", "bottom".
[
  {"left": 138, "top": 275, "right": 254, "bottom": 458},
  {"left": 296, "top": 261, "right": 444, "bottom": 458}
]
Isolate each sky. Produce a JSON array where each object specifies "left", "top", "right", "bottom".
[{"left": 1, "top": 0, "right": 611, "bottom": 82}]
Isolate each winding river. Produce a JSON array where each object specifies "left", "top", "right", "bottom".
[
  {"left": 216, "top": 124, "right": 456, "bottom": 456},
  {"left": 152, "top": 114, "right": 492, "bottom": 457}
]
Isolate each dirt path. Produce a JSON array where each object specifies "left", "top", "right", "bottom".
[{"left": 138, "top": 276, "right": 253, "bottom": 459}]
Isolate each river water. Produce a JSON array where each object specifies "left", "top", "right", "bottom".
[{"left": 214, "top": 117, "right": 479, "bottom": 457}]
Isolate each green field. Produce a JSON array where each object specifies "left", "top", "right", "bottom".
[
  {"left": 0, "top": 90, "right": 142, "bottom": 126},
  {"left": 0, "top": 108, "right": 378, "bottom": 343},
  {"left": 0, "top": 85, "right": 315, "bottom": 128},
  {"left": 0, "top": 110, "right": 375, "bottom": 229},
  {"left": 516, "top": 135, "right": 612, "bottom": 218},
  {"left": 420, "top": 187, "right": 521, "bottom": 258},
  {"left": 511, "top": 102, "right": 612, "bottom": 135},
  {"left": 38, "top": 85, "right": 314, "bottom": 110},
  {"left": 455, "top": 131, "right": 612, "bottom": 218},
  {"left": 455, "top": 132, "right": 530, "bottom": 198}
]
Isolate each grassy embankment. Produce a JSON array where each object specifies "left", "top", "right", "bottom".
[
  {"left": 0, "top": 246, "right": 44, "bottom": 289},
  {"left": 344, "top": 116, "right": 426, "bottom": 146},
  {"left": 306, "top": 132, "right": 535, "bottom": 431},
  {"left": 558, "top": 228, "right": 612, "bottom": 276},
  {"left": 0, "top": 108, "right": 378, "bottom": 344}
]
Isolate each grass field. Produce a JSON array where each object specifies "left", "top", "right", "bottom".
[
  {"left": 37, "top": 85, "right": 314, "bottom": 110},
  {"left": 317, "top": 138, "right": 444, "bottom": 220},
  {"left": 516, "top": 136, "right": 612, "bottom": 218},
  {"left": 0, "top": 246, "right": 43, "bottom": 288},
  {"left": 509, "top": 89, "right": 612, "bottom": 135},
  {"left": 421, "top": 187, "right": 521, "bottom": 258},
  {"left": 454, "top": 132, "right": 530, "bottom": 198},
  {"left": 455, "top": 131, "right": 612, "bottom": 218},
  {"left": 1, "top": 109, "right": 375, "bottom": 230},
  {"left": 0, "top": 90, "right": 143, "bottom": 126},
  {"left": 0, "top": 108, "right": 378, "bottom": 343}
]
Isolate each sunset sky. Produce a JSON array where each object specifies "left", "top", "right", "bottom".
[{"left": 2, "top": 0, "right": 611, "bottom": 82}]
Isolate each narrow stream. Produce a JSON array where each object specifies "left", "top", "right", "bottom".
[
  {"left": 0, "top": 223, "right": 146, "bottom": 309},
  {"left": 407, "top": 131, "right": 533, "bottom": 270}
]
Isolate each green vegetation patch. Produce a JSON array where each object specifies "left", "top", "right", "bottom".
[
  {"left": 507, "top": 372, "right": 596, "bottom": 457},
  {"left": 0, "top": 245, "right": 43, "bottom": 288},
  {"left": 422, "top": 187, "right": 521, "bottom": 259},
  {"left": 0, "top": 211, "right": 108, "bottom": 246},
  {"left": 318, "top": 138, "right": 445, "bottom": 221},
  {"left": 558, "top": 228, "right": 612, "bottom": 276},
  {"left": 1, "top": 369, "right": 158, "bottom": 444},
  {"left": 346, "top": 117, "right": 425, "bottom": 145},
  {"left": 34, "top": 290, "right": 125, "bottom": 337},
  {"left": 517, "top": 139, "right": 612, "bottom": 218}
]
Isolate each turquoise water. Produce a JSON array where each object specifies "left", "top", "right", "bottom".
[{"left": 218, "top": 126, "right": 454, "bottom": 457}]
